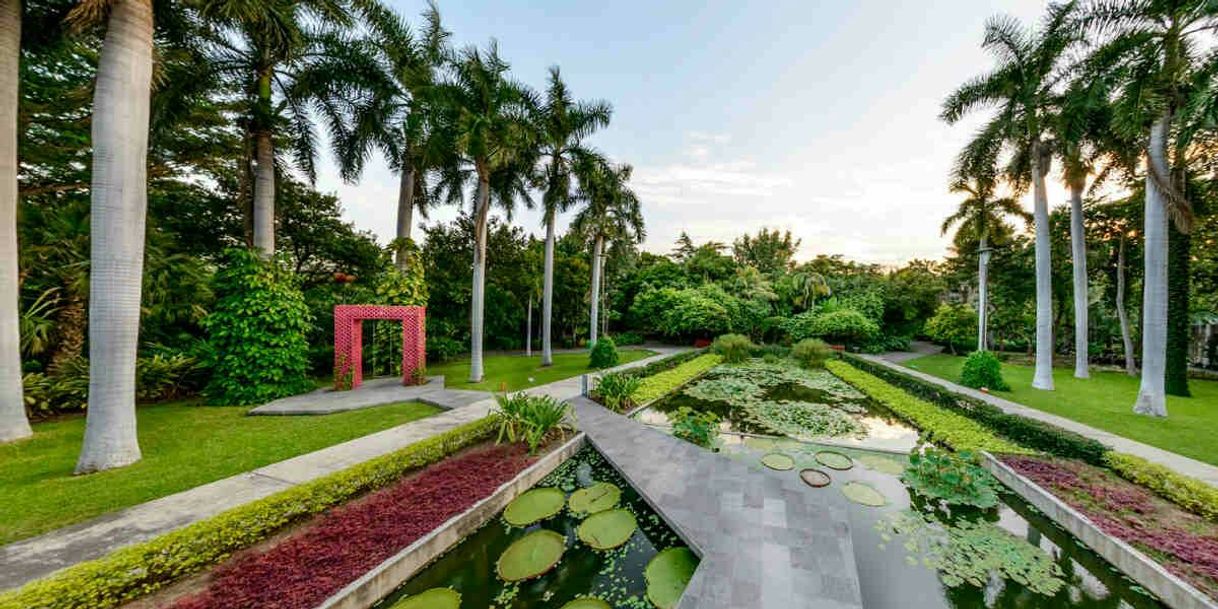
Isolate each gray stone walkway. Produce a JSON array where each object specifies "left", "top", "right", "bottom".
[
  {"left": 873, "top": 340, "right": 942, "bottom": 364},
  {"left": 249, "top": 376, "right": 493, "bottom": 415},
  {"left": 571, "top": 396, "right": 863, "bottom": 609},
  {"left": 860, "top": 353, "right": 1218, "bottom": 488}
]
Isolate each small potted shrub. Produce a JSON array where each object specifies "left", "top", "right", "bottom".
[{"left": 960, "top": 350, "right": 1010, "bottom": 392}]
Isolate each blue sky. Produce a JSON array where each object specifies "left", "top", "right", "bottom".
[{"left": 316, "top": 0, "right": 1065, "bottom": 266}]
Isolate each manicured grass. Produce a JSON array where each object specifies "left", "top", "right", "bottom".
[
  {"left": 428, "top": 349, "right": 655, "bottom": 392},
  {"left": 904, "top": 354, "right": 1218, "bottom": 466},
  {"left": 0, "top": 400, "right": 440, "bottom": 545}
]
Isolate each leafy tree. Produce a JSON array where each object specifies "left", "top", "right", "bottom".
[
  {"left": 926, "top": 303, "right": 979, "bottom": 355},
  {"left": 733, "top": 228, "right": 800, "bottom": 276},
  {"left": 572, "top": 159, "right": 643, "bottom": 345}
]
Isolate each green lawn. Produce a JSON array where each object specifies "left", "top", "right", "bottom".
[
  {"left": 428, "top": 349, "right": 656, "bottom": 392},
  {"left": 0, "top": 400, "right": 439, "bottom": 545},
  {"left": 904, "top": 354, "right": 1218, "bottom": 466}
]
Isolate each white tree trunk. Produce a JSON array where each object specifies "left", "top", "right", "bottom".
[
  {"left": 977, "top": 235, "right": 989, "bottom": 352},
  {"left": 0, "top": 0, "right": 30, "bottom": 443},
  {"left": 468, "top": 175, "right": 490, "bottom": 383},
  {"left": 1116, "top": 237, "right": 1136, "bottom": 377},
  {"left": 252, "top": 129, "right": 275, "bottom": 255},
  {"left": 1069, "top": 180, "right": 1089, "bottom": 378},
  {"left": 525, "top": 296, "right": 532, "bottom": 357},
  {"left": 1134, "top": 115, "right": 1170, "bottom": 417},
  {"left": 394, "top": 160, "right": 414, "bottom": 271},
  {"left": 76, "top": 0, "right": 153, "bottom": 473},
  {"left": 1031, "top": 145, "right": 1055, "bottom": 391},
  {"left": 589, "top": 234, "right": 603, "bottom": 346},
  {"left": 540, "top": 213, "right": 555, "bottom": 366}
]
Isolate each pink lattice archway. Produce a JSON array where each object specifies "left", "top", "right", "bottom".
[{"left": 333, "top": 304, "right": 426, "bottom": 390}]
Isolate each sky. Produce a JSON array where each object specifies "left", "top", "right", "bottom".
[{"left": 314, "top": 0, "right": 1071, "bottom": 267}]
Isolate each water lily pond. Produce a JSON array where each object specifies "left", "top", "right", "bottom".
[{"left": 376, "top": 446, "right": 697, "bottom": 609}]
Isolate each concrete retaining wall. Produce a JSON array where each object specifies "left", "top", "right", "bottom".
[
  {"left": 982, "top": 452, "right": 1218, "bottom": 609},
  {"left": 316, "top": 434, "right": 587, "bottom": 609}
]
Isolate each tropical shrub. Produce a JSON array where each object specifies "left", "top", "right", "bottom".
[
  {"left": 810, "top": 308, "right": 879, "bottom": 346},
  {"left": 902, "top": 447, "right": 1002, "bottom": 509},
  {"left": 668, "top": 406, "right": 720, "bottom": 449},
  {"left": 790, "top": 338, "right": 832, "bottom": 369},
  {"left": 959, "top": 351, "right": 1009, "bottom": 391},
  {"left": 135, "top": 353, "right": 204, "bottom": 401},
  {"left": 711, "top": 333, "right": 754, "bottom": 363},
  {"left": 22, "top": 353, "right": 203, "bottom": 413},
  {"left": 589, "top": 337, "right": 620, "bottom": 369},
  {"left": 426, "top": 336, "right": 464, "bottom": 363},
  {"left": 593, "top": 373, "right": 642, "bottom": 412},
  {"left": 202, "top": 250, "right": 314, "bottom": 406},
  {"left": 781, "top": 311, "right": 820, "bottom": 342},
  {"left": 614, "top": 332, "right": 645, "bottom": 346},
  {"left": 491, "top": 393, "right": 572, "bottom": 454},
  {"left": 1104, "top": 452, "right": 1218, "bottom": 523},
  {"left": 631, "top": 354, "right": 722, "bottom": 404},
  {"left": 924, "top": 304, "right": 977, "bottom": 354}
]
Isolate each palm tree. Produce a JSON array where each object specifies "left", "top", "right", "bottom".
[
  {"left": 434, "top": 43, "right": 537, "bottom": 382},
  {"left": 941, "top": 176, "right": 1030, "bottom": 351},
  {"left": 572, "top": 160, "right": 644, "bottom": 346},
  {"left": 74, "top": 0, "right": 155, "bottom": 473},
  {"left": 536, "top": 67, "right": 610, "bottom": 366},
  {"left": 0, "top": 0, "right": 30, "bottom": 443},
  {"left": 942, "top": 6, "right": 1079, "bottom": 391},
  {"left": 1081, "top": 0, "right": 1216, "bottom": 416}
]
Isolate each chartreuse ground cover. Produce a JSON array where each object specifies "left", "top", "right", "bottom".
[
  {"left": 428, "top": 349, "right": 654, "bottom": 392},
  {"left": 0, "top": 400, "right": 439, "bottom": 545},
  {"left": 905, "top": 353, "right": 1218, "bottom": 465}
]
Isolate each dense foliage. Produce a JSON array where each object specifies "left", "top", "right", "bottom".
[
  {"left": 588, "top": 338, "right": 620, "bottom": 369},
  {"left": 902, "top": 448, "right": 1002, "bottom": 509},
  {"left": 790, "top": 339, "right": 832, "bottom": 369},
  {"left": 667, "top": 406, "right": 720, "bottom": 449},
  {"left": 959, "top": 351, "right": 1009, "bottom": 391}
]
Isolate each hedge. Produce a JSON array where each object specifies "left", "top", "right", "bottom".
[
  {"left": 1104, "top": 452, "right": 1218, "bottom": 523},
  {"left": 632, "top": 354, "right": 722, "bottom": 405},
  {"left": 840, "top": 354, "right": 1109, "bottom": 465},
  {"left": 825, "top": 360, "right": 1029, "bottom": 455},
  {"left": 0, "top": 417, "right": 498, "bottom": 609},
  {"left": 614, "top": 348, "right": 707, "bottom": 381}
]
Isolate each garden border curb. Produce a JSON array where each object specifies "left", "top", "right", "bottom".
[
  {"left": 981, "top": 452, "right": 1218, "bottom": 609},
  {"left": 315, "top": 433, "right": 587, "bottom": 609}
]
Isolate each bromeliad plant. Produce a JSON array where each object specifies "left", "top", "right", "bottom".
[
  {"left": 594, "top": 372, "right": 643, "bottom": 412},
  {"left": 902, "top": 447, "right": 1002, "bottom": 510},
  {"left": 492, "top": 393, "right": 573, "bottom": 454}
]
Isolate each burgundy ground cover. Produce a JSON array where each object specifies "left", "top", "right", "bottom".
[
  {"left": 171, "top": 443, "right": 534, "bottom": 609},
  {"left": 1001, "top": 454, "right": 1218, "bottom": 597}
]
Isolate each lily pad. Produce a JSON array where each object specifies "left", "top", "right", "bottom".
[
  {"left": 814, "top": 450, "right": 853, "bottom": 470},
  {"left": 799, "top": 468, "right": 831, "bottom": 488},
  {"left": 841, "top": 481, "right": 887, "bottom": 507},
  {"left": 390, "top": 587, "right": 461, "bottom": 609},
  {"left": 560, "top": 599, "right": 611, "bottom": 609},
  {"left": 496, "top": 529, "right": 566, "bottom": 582},
  {"left": 568, "top": 482, "right": 621, "bottom": 516},
  {"left": 504, "top": 488, "right": 566, "bottom": 527},
  {"left": 858, "top": 454, "right": 904, "bottom": 475},
  {"left": 645, "top": 547, "right": 698, "bottom": 609},
  {"left": 760, "top": 452, "right": 795, "bottom": 471},
  {"left": 577, "top": 508, "right": 638, "bottom": 550}
]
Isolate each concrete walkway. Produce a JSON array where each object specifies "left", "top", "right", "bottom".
[
  {"left": 572, "top": 396, "right": 862, "bottom": 609},
  {"left": 0, "top": 348, "right": 684, "bottom": 592},
  {"left": 859, "top": 353, "right": 1218, "bottom": 488},
  {"left": 873, "top": 340, "right": 942, "bottom": 364},
  {"left": 249, "top": 376, "right": 490, "bottom": 415}
]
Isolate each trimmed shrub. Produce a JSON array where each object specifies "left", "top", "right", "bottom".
[
  {"left": 1105, "top": 452, "right": 1218, "bottom": 523},
  {"left": 790, "top": 339, "right": 832, "bottom": 369},
  {"left": 589, "top": 338, "right": 620, "bottom": 369},
  {"left": 0, "top": 417, "right": 497, "bottom": 609},
  {"left": 711, "top": 333, "right": 754, "bottom": 363},
  {"left": 614, "top": 349, "right": 705, "bottom": 381},
  {"left": 632, "top": 354, "right": 722, "bottom": 405},
  {"left": 960, "top": 351, "right": 1010, "bottom": 391}
]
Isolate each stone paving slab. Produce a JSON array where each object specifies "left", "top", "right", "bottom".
[
  {"left": 249, "top": 376, "right": 463, "bottom": 415},
  {"left": 570, "top": 396, "right": 863, "bottom": 609},
  {"left": 860, "top": 353, "right": 1218, "bottom": 489},
  {"left": 418, "top": 389, "right": 493, "bottom": 410}
]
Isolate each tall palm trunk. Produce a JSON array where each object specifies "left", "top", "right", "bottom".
[
  {"left": 1068, "top": 177, "right": 1089, "bottom": 378},
  {"left": 540, "top": 212, "right": 555, "bottom": 366},
  {"left": 977, "top": 235, "right": 989, "bottom": 352},
  {"left": 394, "top": 152, "right": 415, "bottom": 271},
  {"left": 76, "top": 0, "right": 153, "bottom": 473},
  {"left": 1031, "top": 143, "right": 1055, "bottom": 390},
  {"left": 589, "top": 234, "right": 603, "bottom": 346},
  {"left": 468, "top": 173, "right": 490, "bottom": 383},
  {"left": 525, "top": 295, "right": 532, "bottom": 357},
  {"left": 1116, "top": 236, "right": 1136, "bottom": 377},
  {"left": 1134, "top": 114, "right": 1170, "bottom": 417},
  {"left": 252, "top": 128, "right": 275, "bottom": 255},
  {"left": 0, "top": 0, "right": 30, "bottom": 443}
]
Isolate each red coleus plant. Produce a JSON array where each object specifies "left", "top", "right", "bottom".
[{"left": 172, "top": 444, "right": 534, "bottom": 609}]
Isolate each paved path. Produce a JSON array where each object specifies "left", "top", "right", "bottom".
[
  {"left": 860, "top": 353, "right": 1218, "bottom": 488},
  {"left": 0, "top": 348, "right": 684, "bottom": 592},
  {"left": 572, "top": 396, "right": 863, "bottom": 609},
  {"left": 873, "top": 340, "right": 942, "bottom": 364},
  {"left": 249, "top": 376, "right": 491, "bottom": 415}
]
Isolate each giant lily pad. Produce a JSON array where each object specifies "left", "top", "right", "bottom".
[
  {"left": 496, "top": 530, "right": 566, "bottom": 582},
  {"left": 799, "top": 468, "right": 831, "bottom": 488},
  {"left": 390, "top": 587, "right": 461, "bottom": 609},
  {"left": 814, "top": 450, "right": 853, "bottom": 471},
  {"left": 577, "top": 508, "right": 637, "bottom": 550},
  {"left": 560, "top": 599, "right": 611, "bottom": 609},
  {"left": 568, "top": 482, "right": 620, "bottom": 516},
  {"left": 645, "top": 547, "right": 698, "bottom": 609},
  {"left": 504, "top": 488, "right": 566, "bottom": 527},
  {"left": 858, "top": 454, "right": 904, "bottom": 475},
  {"left": 841, "top": 481, "right": 887, "bottom": 507},
  {"left": 761, "top": 452, "right": 795, "bottom": 471}
]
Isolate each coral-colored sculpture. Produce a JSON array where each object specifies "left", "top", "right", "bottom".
[{"left": 333, "top": 305, "right": 425, "bottom": 390}]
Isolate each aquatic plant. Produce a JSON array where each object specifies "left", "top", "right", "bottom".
[
  {"left": 902, "top": 448, "right": 1001, "bottom": 509},
  {"left": 841, "top": 481, "right": 887, "bottom": 506},
  {"left": 568, "top": 482, "right": 622, "bottom": 517},
  {"left": 496, "top": 529, "right": 567, "bottom": 582},
  {"left": 799, "top": 468, "right": 832, "bottom": 488},
  {"left": 632, "top": 354, "right": 722, "bottom": 404},
  {"left": 577, "top": 509, "right": 638, "bottom": 550},
  {"left": 710, "top": 333, "right": 755, "bottom": 363},
  {"left": 668, "top": 406, "right": 720, "bottom": 449},
  {"left": 390, "top": 588, "right": 461, "bottom": 609},
  {"left": 814, "top": 450, "right": 853, "bottom": 471},
  {"left": 740, "top": 400, "right": 864, "bottom": 439},
  {"left": 559, "top": 599, "right": 612, "bottom": 609},
  {"left": 503, "top": 488, "right": 566, "bottom": 527},
  {"left": 644, "top": 547, "right": 699, "bottom": 609},
  {"left": 682, "top": 376, "right": 764, "bottom": 403},
  {"left": 761, "top": 452, "right": 795, "bottom": 470}
]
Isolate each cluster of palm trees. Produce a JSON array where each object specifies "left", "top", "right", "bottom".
[
  {"left": 0, "top": 0, "right": 645, "bottom": 472},
  {"left": 942, "top": 0, "right": 1216, "bottom": 417}
]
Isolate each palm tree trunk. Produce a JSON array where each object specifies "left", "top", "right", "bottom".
[
  {"left": 977, "top": 235, "right": 989, "bottom": 352},
  {"left": 0, "top": 0, "right": 30, "bottom": 443},
  {"left": 1116, "top": 236, "right": 1136, "bottom": 377},
  {"left": 526, "top": 295, "right": 532, "bottom": 357},
  {"left": 1134, "top": 114, "right": 1170, "bottom": 417},
  {"left": 468, "top": 173, "right": 490, "bottom": 383},
  {"left": 1031, "top": 144, "right": 1055, "bottom": 390},
  {"left": 1165, "top": 222, "right": 1191, "bottom": 396},
  {"left": 1069, "top": 178, "right": 1089, "bottom": 378},
  {"left": 76, "top": 0, "right": 153, "bottom": 473},
  {"left": 589, "top": 234, "right": 603, "bottom": 346},
  {"left": 394, "top": 155, "right": 415, "bottom": 271},
  {"left": 541, "top": 212, "right": 555, "bottom": 366},
  {"left": 252, "top": 128, "right": 275, "bottom": 255}
]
